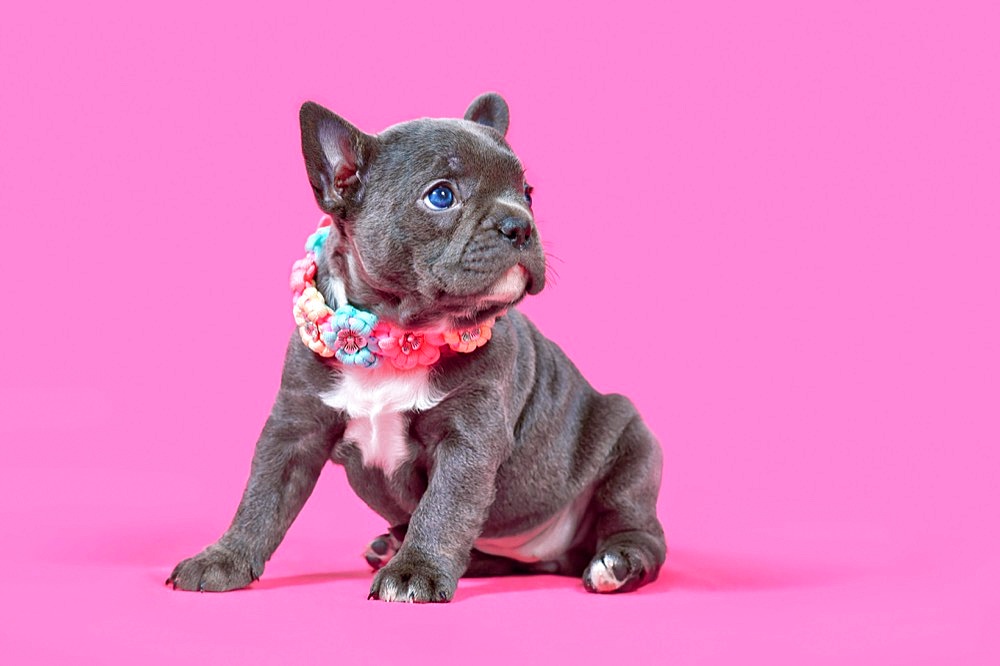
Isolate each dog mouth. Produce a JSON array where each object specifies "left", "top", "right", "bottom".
[
  {"left": 445, "top": 265, "right": 530, "bottom": 329},
  {"left": 330, "top": 234, "right": 543, "bottom": 331},
  {"left": 449, "top": 303, "right": 509, "bottom": 329},
  {"left": 483, "top": 265, "right": 529, "bottom": 303}
]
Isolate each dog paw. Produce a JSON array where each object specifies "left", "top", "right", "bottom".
[
  {"left": 582, "top": 547, "right": 647, "bottom": 594},
  {"left": 363, "top": 531, "right": 402, "bottom": 571},
  {"left": 368, "top": 553, "right": 456, "bottom": 603},
  {"left": 167, "top": 544, "right": 262, "bottom": 592}
]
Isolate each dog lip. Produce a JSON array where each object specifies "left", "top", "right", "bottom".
[
  {"left": 523, "top": 260, "right": 545, "bottom": 295},
  {"left": 524, "top": 271, "right": 540, "bottom": 295},
  {"left": 483, "top": 265, "right": 528, "bottom": 302}
]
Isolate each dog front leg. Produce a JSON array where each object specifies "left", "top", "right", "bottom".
[
  {"left": 169, "top": 396, "right": 341, "bottom": 592},
  {"left": 368, "top": 434, "right": 504, "bottom": 603}
]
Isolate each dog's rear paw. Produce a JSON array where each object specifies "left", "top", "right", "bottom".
[
  {"left": 363, "top": 525, "right": 406, "bottom": 571},
  {"left": 363, "top": 533, "right": 401, "bottom": 570},
  {"left": 167, "top": 543, "right": 262, "bottom": 592},
  {"left": 582, "top": 546, "right": 651, "bottom": 594}
]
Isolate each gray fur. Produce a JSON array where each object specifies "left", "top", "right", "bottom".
[{"left": 169, "top": 94, "right": 666, "bottom": 601}]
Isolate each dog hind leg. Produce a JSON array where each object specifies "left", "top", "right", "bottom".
[{"left": 582, "top": 408, "right": 666, "bottom": 593}]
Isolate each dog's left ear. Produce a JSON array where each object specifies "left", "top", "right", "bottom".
[
  {"left": 300, "top": 101, "right": 378, "bottom": 218},
  {"left": 464, "top": 92, "right": 510, "bottom": 136}
]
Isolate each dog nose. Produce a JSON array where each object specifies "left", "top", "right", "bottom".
[{"left": 498, "top": 217, "right": 532, "bottom": 249}]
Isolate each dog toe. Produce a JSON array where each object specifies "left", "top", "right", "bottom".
[{"left": 582, "top": 548, "right": 647, "bottom": 594}]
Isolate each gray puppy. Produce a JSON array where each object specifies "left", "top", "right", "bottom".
[{"left": 168, "top": 93, "right": 666, "bottom": 602}]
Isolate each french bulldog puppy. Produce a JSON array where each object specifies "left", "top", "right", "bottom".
[{"left": 168, "top": 93, "right": 666, "bottom": 602}]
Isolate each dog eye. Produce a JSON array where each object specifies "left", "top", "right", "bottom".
[
  {"left": 423, "top": 184, "right": 456, "bottom": 210},
  {"left": 524, "top": 184, "right": 534, "bottom": 207}
]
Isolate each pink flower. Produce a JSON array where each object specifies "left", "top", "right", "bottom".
[
  {"left": 374, "top": 324, "right": 445, "bottom": 369},
  {"left": 290, "top": 254, "right": 318, "bottom": 300}
]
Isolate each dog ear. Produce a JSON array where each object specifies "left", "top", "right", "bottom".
[
  {"left": 300, "top": 102, "right": 377, "bottom": 217},
  {"left": 464, "top": 92, "right": 510, "bottom": 136}
]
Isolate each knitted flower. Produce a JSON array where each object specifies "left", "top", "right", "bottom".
[
  {"left": 293, "top": 287, "right": 334, "bottom": 357},
  {"left": 323, "top": 304, "right": 379, "bottom": 367},
  {"left": 289, "top": 254, "right": 318, "bottom": 300},
  {"left": 373, "top": 324, "right": 445, "bottom": 370},
  {"left": 304, "top": 226, "right": 330, "bottom": 255},
  {"left": 444, "top": 320, "right": 494, "bottom": 353}
]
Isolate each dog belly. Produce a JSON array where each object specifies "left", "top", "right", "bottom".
[{"left": 474, "top": 487, "right": 593, "bottom": 562}]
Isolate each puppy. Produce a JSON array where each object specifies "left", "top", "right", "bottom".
[{"left": 168, "top": 93, "right": 666, "bottom": 602}]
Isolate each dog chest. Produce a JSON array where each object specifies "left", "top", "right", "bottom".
[{"left": 319, "top": 365, "right": 443, "bottom": 475}]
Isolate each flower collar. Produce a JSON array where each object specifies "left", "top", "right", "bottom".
[{"left": 290, "top": 215, "right": 497, "bottom": 369}]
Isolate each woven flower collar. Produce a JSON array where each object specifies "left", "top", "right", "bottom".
[{"left": 290, "top": 215, "right": 497, "bottom": 369}]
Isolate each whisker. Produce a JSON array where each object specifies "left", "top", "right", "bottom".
[{"left": 539, "top": 239, "right": 563, "bottom": 285}]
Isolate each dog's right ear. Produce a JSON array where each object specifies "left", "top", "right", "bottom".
[{"left": 299, "top": 102, "right": 377, "bottom": 218}]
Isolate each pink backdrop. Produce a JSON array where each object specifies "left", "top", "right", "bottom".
[{"left": 2, "top": 1, "right": 998, "bottom": 663}]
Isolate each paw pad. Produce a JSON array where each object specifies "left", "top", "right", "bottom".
[{"left": 363, "top": 531, "right": 402, "bottom": 571}]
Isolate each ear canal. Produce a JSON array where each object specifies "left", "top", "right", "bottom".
[
  {"left": 463, "top": 92, "right": 510, "bottom": 136},
  {"left": 299, "top": 101, "right": 375, "bottom": 217}
]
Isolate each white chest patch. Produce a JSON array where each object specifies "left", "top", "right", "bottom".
[{"left": 320, "top": 365, "right": 444, "bottom": 475}]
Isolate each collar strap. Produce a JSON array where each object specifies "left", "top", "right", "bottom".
[{"left": 290, "top": 215, "right": 496, "bottom": 369}]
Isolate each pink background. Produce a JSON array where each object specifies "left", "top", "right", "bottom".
[{"left": 2, "top": 1, "right": 998, "bottom": 663}]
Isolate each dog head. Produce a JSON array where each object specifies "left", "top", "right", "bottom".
[{"left": 299, "top": 93, "right": 545, "bottom": 330}]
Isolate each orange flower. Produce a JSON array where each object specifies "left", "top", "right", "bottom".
[
  {"left": 293, "top": 287, "right": 334, "bottom": 357},
  {"left": 444, "top": 321, "right": 494, "bottom": 353}
]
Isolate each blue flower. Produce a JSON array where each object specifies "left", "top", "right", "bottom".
[
  {"left": 304, "top": 227, "right": 331, "bottom": 255},
  {"left": 323, "top": 304, "right": 379, "bottom": 367}
]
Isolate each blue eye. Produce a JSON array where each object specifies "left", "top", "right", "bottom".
[
  {"left": 524, "top": 184, "right": 533, "bottom": 207},
  {"left": 424, "top": 184, "right": 455, "bottom": 210}
]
